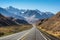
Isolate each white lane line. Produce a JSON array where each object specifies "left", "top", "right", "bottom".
[
  {"left": 39, "top": 31, "right": 51, "bottom": 40},
  {"left": 17, "top": 27, "right": 34, "bottom": 40},
  {"left": 33, "top": 25, "right": 47, "bottom": 40},
  {"left": 39, "top": 31, "right": 48, "bottom": 40},
  {"left": 0, "top": 30, "right": 29, "bottom": 39},
  {"left": 17, "top": 31, "right": 30, "bottom": 40}
]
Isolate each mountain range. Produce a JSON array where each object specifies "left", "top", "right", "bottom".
[{"left": 0, "top": 6, "right": 54, "bottom": 24}]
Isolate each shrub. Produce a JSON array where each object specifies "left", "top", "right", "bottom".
[{"left": 0, "top": 32, "right": 4, "bottom": 36}]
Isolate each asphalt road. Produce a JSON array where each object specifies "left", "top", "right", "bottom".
[
  {"left": 0, "top": 29, "right": 31, "bottom": 40},
  {"left": 21, "top": 25, "right": 48, "bottom": 40},
  {"left": 0, "top": 25, "right": 57, "bottom": 40}
]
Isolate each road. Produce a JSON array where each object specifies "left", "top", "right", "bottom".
[
  {"left": 21, "top": 25, "right": 49, "bottom": 40},
  {"left": 0, "top": 29, "right": 31, "bottom": 40},
  {"left": 0, "top": 25, "right": 58, "bottom": 40}
]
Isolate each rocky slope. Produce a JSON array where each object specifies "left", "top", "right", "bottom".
[
  {"left": 0, "top": 13, "right": 29, "bottom": 26},
  {"left": 37, "top": 12, "right": 60, "bottom": 38}
]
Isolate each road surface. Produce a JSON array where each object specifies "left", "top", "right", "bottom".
[
  {"left": 21, "top": 25, "right": 49, "bottom": 40},
  {"left": 0, "top": 29, "right": 31, "bottom": 40},
  {"left": 0, "top": 25, "right": 58, "bottom": 40}
]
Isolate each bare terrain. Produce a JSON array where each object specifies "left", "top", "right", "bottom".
[
  {"left": 0, "top": 25, "right": 32, "bottom": 37},
  {"left": 36, "top": 12, "right": 60, "bottom": 39}
]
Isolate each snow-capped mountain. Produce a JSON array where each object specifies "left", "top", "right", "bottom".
[
  {"left": 0, "top": 7, "right": 13, "bottom": 17},
  {"left": 0, "top": 6, "right": 54, "bottom": 24},
  {"left": 6, "top": 6, "right": 26, "bottom": 16},
  {"left": 6, "top": 6, "right": 20, "bottom": 15},
  {"left": 0, "top": 7, "right": 25, "bottom": 20},
  {"left": 19, "top": 9, "right": 54, "bottom": 23}
]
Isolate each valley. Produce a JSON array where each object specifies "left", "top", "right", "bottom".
[{"left": 0, "top": 6, "right": 60, "bottom": 40}]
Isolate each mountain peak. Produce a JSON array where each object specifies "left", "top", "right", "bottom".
[
  {"left": 7, "top": 6, "right": 16, "bottom": 10},
  {"left": 0, "top": 7, "right": 5, "bottom": 10},
  {"left": 9, "top": 6, "right": 13, "bottom": 7}
]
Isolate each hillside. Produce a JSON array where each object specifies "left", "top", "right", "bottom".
[
  {"left": 12, "top": 19, "right": 29, "bottom": 25},
  {"left": 35, "top": 18, "right": 48, "bottom": 26},
  {"left": 0, "top": 13, "right": 29, "bottom": 26},
  {"left": 37, "top": 12, "right": 60, "bottom": 38},
  {"left": 0, "top": 13, "right": 17, "bottom": 26},
  {"left": 0, "top": 13, "right": 32, "bottom": 37}
]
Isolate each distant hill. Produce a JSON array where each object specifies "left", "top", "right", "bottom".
[
  {"left": 6, "top": 6, "right": 54, "bottom": 23},
  {"left": 0, "top": 13, "right": 29, "bottom": 26},
  {"left": 12, "top": 19, "right": 29, "bottom": 25},
  {"left": 38, "top": 12, "right": 60, "bottom": 31},
  {"left": 35, "top": 18, "right": 48, "bottom": 26},
  {"left": 0, "top": 13, "right": 17, "bottom": 26},
  {"left": 0, "top": 7, "right": 25, "bottom": 20},
  {"left": 22, "top": 10, "right": 54, "bottom": 19},
  {"left": 0, "top": 6, "right": 54, "bottom": 24},
  {"left": 22, "top": 10, "right": 54, "bottom": 23}
]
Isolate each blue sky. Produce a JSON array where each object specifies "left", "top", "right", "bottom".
[{"left": 0, "top": 0, "right": 60, "bottom": 14}]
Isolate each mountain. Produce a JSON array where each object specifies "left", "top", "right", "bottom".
[
  {"left": 37, "top": 12, "right": 60, "bottom": 38},
  {"left": 0, "top": 13, "right": 17, "bottom": 26},
  {"left": 35, "top": 18, "right": 48, "bottom": 26},
  {"left": 0, "top": 7, "right": 25, "bottom": 20},
  {"left": 0, "top": 13, "right": 29, "bottom": 26},
  {"left": 20, "top": 9, "right": 54, "bottom": 19},
  {"left": 38, "top": 12, "right": 60, "bottom": 30},
  {"left": 22, "top": 9, "right": 54, "bottom": 23},
  {"left": 6, "top": 6, "right": 26, "bottom": 17},
  {"left": 0, "top": 6, "right": 54, "bottom": 23},
  {"left": 0, "top": 7, "right": 13, "bottom": 17},
  {"left": 6, "top": 6, "right": 54, "bottom": 18},
  {"left": 12, "top": 19, "right": 29, "bottom": 24},
  {"left": 6, "top": 6, "right": 20, "bottom": 14}
]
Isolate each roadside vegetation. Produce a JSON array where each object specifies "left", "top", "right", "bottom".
[
  {"left": 37, "top": 26, "right": 60, "bottom": 39},
  {"left": 0, "top": 24, "right": 32, "bottom": 37}
]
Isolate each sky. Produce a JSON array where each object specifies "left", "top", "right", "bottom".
[{"left": 0, "top": 0, "right": 60, "bottom": 14}]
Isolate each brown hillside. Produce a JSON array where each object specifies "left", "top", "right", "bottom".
[
  {"left": 39, "top": 12, "right": 60, "bottom": 31},
  {"left": 37, "top": 12, "right": 60, "bottom": 38},
  {"left": 0, "top": 13, "right": 17, "bottom": 26}
]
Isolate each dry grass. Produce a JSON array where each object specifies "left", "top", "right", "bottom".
[
  {"left": 37, "top": 26, "right": 60, "bottom": 38},
  {"left": 36, "top": 12, "right": 60, "bottom": 38},
  {"left": 0, "top": 25, "right": 32, "bottom": 37}
]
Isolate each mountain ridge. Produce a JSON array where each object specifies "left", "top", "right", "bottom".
[
  {"left": 0, "top": 6, "right": 54, "bottom": 24},
  {"left": 0, "top": 13, "right": 29, "bottom": 26}
]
